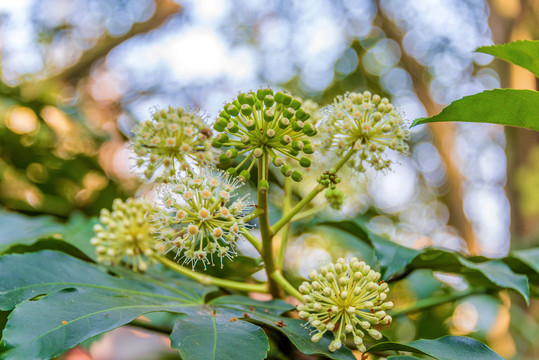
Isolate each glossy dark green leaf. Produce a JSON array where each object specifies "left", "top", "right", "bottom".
[
  {"left": 171, "top": 307, "right": 269, "bottom": 360},
  {"left": 0, "top": 250, "right": 220, "bottom": 360},
  {"left": 367, "top": 336, "right": 504, "bottom": 359},
  {"left": 211, "top": 297, "right": 357, "bottom": 360},
  {"left": 476, "top": 40, "right": 539, "bottom": 78},
  {"left": 0, "top": 288, "right": 196, "bottom": 360},
  {"left": 0, "top": 250, "right": 212, "bottom": 310},
  {"left": 411, "top": 89, "right": 539, "bottom": 131}
]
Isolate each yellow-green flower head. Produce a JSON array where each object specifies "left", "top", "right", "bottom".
[
  {"left": 153, "top": 167, "right": 254, "bottom": 269},
  {"left": 91, "top": 198, "right": 156, "bottom": 272},
  {"left": 297, "top": 257, "right": 392, "bottom": 353},
  {"left": 131, "top": 106, "right": 217, "bottom": 182},
  {"left": 326, "top": 91, "right": 410, "bottom": 172},
  {"left": 212, "top": 88, "right": 317, "bottom": 182}
]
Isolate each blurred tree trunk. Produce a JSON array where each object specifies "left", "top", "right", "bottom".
[
  {"left": 375, "top": 0, "right": 478, "bottom": 253},
  {"left": 489, "top": 0, "right": 539, "bottom": 244}
]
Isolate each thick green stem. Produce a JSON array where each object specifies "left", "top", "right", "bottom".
[
  {"left": 392, "top": 287, "right": 486, "bottom": 317},
  {"left": 271, "top": 147, "right": 357, "bottom": 235},
  {"left": 241, "top": 229, "right": 263, "bottom": 254},
  {"left": 154, "top": 255, "right": 268, "bottom": 293},
  {"left": 270, "top": 270, "right": 303, "bottom": 301},
  {"left": 277, "top": 177, "right": 293, "bottom": 268},
  {"left": 258, "top": 154, "right": 283, "bottom": 298},
  {"left": 242, "top": 208, "right": 264, "bottom": 223}
]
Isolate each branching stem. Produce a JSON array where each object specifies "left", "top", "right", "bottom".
[{"left": 153, "top": 255, "right": 268, "bottom": 293}]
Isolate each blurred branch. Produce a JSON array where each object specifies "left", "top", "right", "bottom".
[
  {"left": 374, "top": 0, "right": 477, "bottom": 253},
  {"left": 50, "top": 0, "right": 181, "bottom": 83}
]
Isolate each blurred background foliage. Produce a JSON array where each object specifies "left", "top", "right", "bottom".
[{"left": 0, "top": 0, "right": 538, "bottom": 359}]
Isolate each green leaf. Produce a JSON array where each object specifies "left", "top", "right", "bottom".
[
  {"left": 211, "top": 297, "right": 357, "bottom": 360},
  {"left": 411, "top": 250, "right": 529, "bottom": 304},
  {"left": 0, "top": 211, "right": 98, "bottom": 261},
  {"left": 323, "top": 218, "right": 529, "bottom": 303},
  {"left": 387, "top": 357, "right": 426, "bottom": 360},
  {"left": 477, "top": 40, "right": 539, "bottom": 78},
  {"left": 0, "top": 250, "right": 212, "bottom": 310},
  {"left": 193, "top": 255, "right": 263, "bottom": 281},
  {"left": 411, "top": 89, "right": 539, "bottom": 131},
  {"left": 0, "top": 212, "right": 64, "bottom": 254},
  {"left": 0, "top": 250, "right": 220, "bottom": 359},
  {"left": 171, "top": 307, "right": 269, "bottom": 360},
  {"left": 367, "top": 336, "right": 504, "bottom": 359},
  {"left": 503, "top": 247, "right": 539, "bottom": 285},
  {"left": 1, "top": 288, "right": 196, "bottom": 360}
]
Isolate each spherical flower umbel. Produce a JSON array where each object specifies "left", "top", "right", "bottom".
[
  {"left": 153, "top": 167, "right": 254, "bottom": 269},
  {"left": 212, "top": 89, "right": 317, "bottom": 182},
  {"left": 297, "top": 257, "right": 393, "bottom": 353},
  {"left": 131, "top": 106, "right": 216, "bottom": 182},
  {"left": 326, "top": 91, "right": 410, "bottom": 172},
  {"left": 91, "top": 198, "right": 156, "bottom": 272}
]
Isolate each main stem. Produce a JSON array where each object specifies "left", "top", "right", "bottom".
[
  {"left": 258, "top": 153, "right": 283, "bottom": 298},
  {"left": 277, "top": 177, "right": 293, "bottom": 268},
  {"left": 154, "top": 255, "right": 268, "bottom": 293}
]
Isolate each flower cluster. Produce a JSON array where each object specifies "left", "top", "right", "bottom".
[
  {"left": 153, "top": 167, "right": 254, "bottom": 269},
  {"left": 131, "top": 107, "right": 216, "bottom": 182},
  {"left": 91, "top": 198, "right": 156, "bottom": 272},
  {"left": 297, "top": 258, "right": 392, "bottom": 353},
  {"left": 212, "top": 89, "right": 317, "bottom": 182},
  {"left": 326, "top": 91, "right": 410, "bottom": 172}
]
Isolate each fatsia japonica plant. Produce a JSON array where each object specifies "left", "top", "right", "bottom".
[{"left": 1, "top": 40, "right": 539, "bottom": 360}]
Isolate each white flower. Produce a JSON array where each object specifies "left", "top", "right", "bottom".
[{"left": 153, "top": 167, "right": 254, "bottom": 269}]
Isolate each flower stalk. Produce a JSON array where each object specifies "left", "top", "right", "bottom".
[{"left": 154, "top": 254, "right": 268, "bottom": 293}]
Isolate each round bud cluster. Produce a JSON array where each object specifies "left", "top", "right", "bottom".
[
  {"left": 327, "top": 91, "right": 410, "bottom": 172},
  {"left": 153, "top": 166, "right": 254, "bottom": 269},
  {"left": 131, "top": 107, "right": 216, "bottom": 182},
  {"left": 91, "top": 198, "right": 156, "bottom": 272},
  {"left": 212, "top": 88, "right": 317, "bottom": 182},
  {"left": 297, "top": 257, "right": 393, "bottom": 353},
  {"left": 324, "top": 188, "right": 344, "bottom": 210}
]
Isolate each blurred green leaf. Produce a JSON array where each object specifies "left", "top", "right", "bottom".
[
  {"left": 503, "top": 248, "right": 539, "bottom": 285},
  {"left": 367, "top": 336, "right": 504, "bottom": 359},
  {"left": 0, "top": 212, "right": 65, "bottom": 253},
  {"left": 476, "top": 40, "right": 539, "bottom": 78},
  {"left": 0, "top": 211, "right": 97, "bottom": 260},
  {"left": 411, "top": 89, "right": 539, "bottom": 131}
]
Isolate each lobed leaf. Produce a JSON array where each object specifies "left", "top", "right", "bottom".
[{"left": 476, "top": 40, "right": 539, "bottom": 78}]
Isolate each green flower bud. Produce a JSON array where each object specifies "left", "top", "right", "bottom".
[
  {"left": 299, "top": 157, "right": 311, "bottom": 168},
  {"left": 291, "top": 170, "right": 303, "bottom": 182}
]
